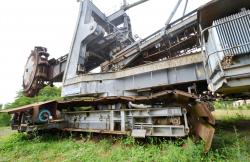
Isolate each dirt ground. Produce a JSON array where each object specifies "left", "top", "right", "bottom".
[{"left": 0, "top": 127, "right": 14, "bottom": 137}]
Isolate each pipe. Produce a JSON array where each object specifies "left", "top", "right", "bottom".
[
  {"left": 165, "top": 0, "right": 182, "bottom": 27},
  {"left": 123, "top": 0, "right": 127, "bottom": 6},
  {"left": 183, "top": 0, "right": 188, "bottom": 16},
  {"left": 128, "top": 102, "right": 151, "bottom": 109},
  {"left": 123, "top": 0, "right": 149, "bottom": 11}
]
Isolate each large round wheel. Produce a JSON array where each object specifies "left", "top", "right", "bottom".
[
  {"left": 23, "top": 47, "right": 50, "bottom": 97},
  {"left": 38, "top": 109, "right": 51, "bottom": 123}
]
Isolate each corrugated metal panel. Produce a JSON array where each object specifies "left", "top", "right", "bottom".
[
  {"left": 205, "top": 9, "right": 250, "bottom": 74},
  {"left": 213, "top": 9, "right": 250, "bottom": 56}
]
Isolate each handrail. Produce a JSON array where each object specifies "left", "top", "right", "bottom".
[{"left": 200, "top": 12, "right": 250, "bottom": 74}]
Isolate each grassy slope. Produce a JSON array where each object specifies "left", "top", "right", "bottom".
[{"left": 0, "top": 111, "right": 250, "bottom": 162}]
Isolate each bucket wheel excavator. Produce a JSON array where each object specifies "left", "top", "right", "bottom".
[{"left": 3, "top": 0, "right": 250, "bottom": 151}]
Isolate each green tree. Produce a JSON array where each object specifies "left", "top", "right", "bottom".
[
  {"left": 36, "top": 86, "right": 61, "bottom": 102},
  {"left": 0, "top": 103, "right": 10, "bottom": 126},
  {"left": 5, "top": 86, "right": 61, "bottom": 109}
]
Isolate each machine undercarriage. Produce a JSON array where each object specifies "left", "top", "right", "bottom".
[{"left": 2, "top": 0, "right": 250, "bottom": 151}]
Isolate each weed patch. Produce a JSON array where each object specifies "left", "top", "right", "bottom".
[{"left": 0, "top": 126, "right": 249, "bottom": 162}]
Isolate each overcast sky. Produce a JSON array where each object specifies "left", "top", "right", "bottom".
[{"left": 0, "top": 0, "right": 210, "bottom": 105}]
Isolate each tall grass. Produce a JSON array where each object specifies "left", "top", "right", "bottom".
[
  {"left": 214, "top": 100, "right": 250, "bottom": 110},
  {"left": 0, "top": 128, "right": 249, "bottom": 162}
]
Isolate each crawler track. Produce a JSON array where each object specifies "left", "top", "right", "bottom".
[{"left": 3, "top": 90, "right": 215, "bottom": 151}]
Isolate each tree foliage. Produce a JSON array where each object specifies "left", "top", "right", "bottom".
[
  {"left": 0, "top": 103, "right": 10, "bottom": 126},
  {"left": 5, "top": 86, "right": 61, "bottom": 109}
]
